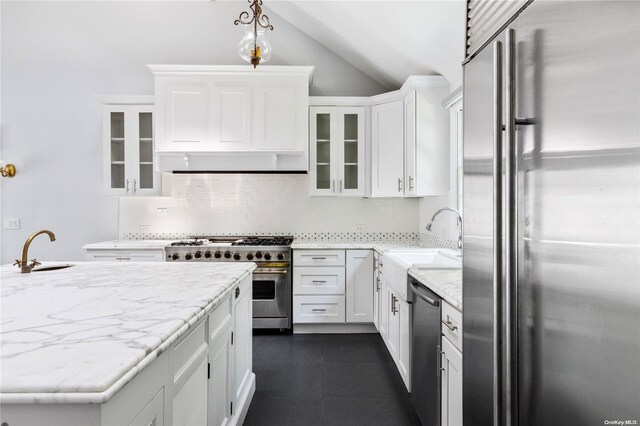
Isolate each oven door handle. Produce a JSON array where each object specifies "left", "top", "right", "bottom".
[{"left": 253, "top": 270, "right": 288, "bottom": 275}]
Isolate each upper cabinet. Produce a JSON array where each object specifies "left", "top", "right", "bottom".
[
  {"left": 102, "top": 97, "right": 160, "bottom": 196},
  {"left": 150, "top": 65, "right": 314, "bottom": 172},
  {"left": 309, "top": 105, "right": 366, "bottom": 196},
  {"left": 371, "top": 77, "right": 450, "bottom": 198}
]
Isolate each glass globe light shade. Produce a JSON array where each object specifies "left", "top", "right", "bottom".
[{"left": 238, "top": 25, "right": 272, "bottom": 66}]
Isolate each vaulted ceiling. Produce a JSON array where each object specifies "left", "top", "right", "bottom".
[{"left": 265, "top": 1, "right": 466, "bottom": 91}]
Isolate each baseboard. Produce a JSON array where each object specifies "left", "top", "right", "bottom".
[
  {"left": 293, "top": 323, "right": 378, "bottom": 334},
  {"left": 231, "top": 372, "right": 255, "bottom": 426}
]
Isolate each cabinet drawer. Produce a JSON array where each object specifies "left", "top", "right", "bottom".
[
  {"left": 85, "top": 249, "right": 164, "bottom": 262},
  {"left": 173, "top": 320, "right": 207, "bottom": 384},
  {"left": 293, "top": 267, "right": 345, "bottom": 295},
  {"left": 129, "top": 387, "right": 164, "bottom": 426},
  {"left": 293, "top": 296, "right": 346, "bottom": 323},
  {"left": 209, "top": 295, "right": 232, "bottom": 343},
  {"left": 293, "top": 250, "right": 345, "bottom": 266},
  {"left": 234, "top": 274, "right": 252, "bottom": 305},
  {"left": 441, "top": 301, "right": 463, "bottom": 351}
]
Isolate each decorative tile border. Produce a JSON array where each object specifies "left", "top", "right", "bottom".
[
  {"left": 122, "top": 232, "right": 421, "bottom": 243},
  {"left": 419, "top": 232, "right": 458, "bottom": 249}
]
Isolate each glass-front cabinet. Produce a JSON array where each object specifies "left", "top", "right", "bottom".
[
  {"left": 103, "top": 101, "right": 159, "bottom": 196},
  {"left": 309, "top": 106, "right": 365, "bottom": 196}
]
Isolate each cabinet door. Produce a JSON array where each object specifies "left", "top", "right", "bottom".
[
  {"left": 129, "top": 388, "right": 164, "bottom": 426},
  {"left": 346, "top": 250, "right": 374, "bottom": 323},
  {"left": 387, "top": 288, "right": 400, "bottom": 360},
  {"left": 373, "top": 252, "right": 380, "bottom": 330},
  {"left": 255, "top": 86, "right": 296, "bottom": 151},
  {"left": 441, "top": 336, "right": 463, "bottom": 426},
  {"left": 172, "top": 355, "right": 209, "bottom": 426},
  {"left": 379, "top": 273, "right": 388, "bottom": 338},
  {"left": 163, "top": 84, "right": 211, "bottom": 151},
  {"left": 337, "top": 107, "right": 366, "bottom": 196},
  {"left": 397, "top": 296, "right": 412, "bottom": 390},
  {"left": 103, "top": 106, "right": 129, "bottom": 196},
  {"left": 404, "top": 90, "right": 417, "bottom": 196},
  {"left": 233, "top": 279, "right": 253, "bottom": 404},
  {"left": 371, "top": 100, "right": 404, "bottom": 197},
  {"left": 212, "top": 86, "right": 252, "bottom": 150},
  {"left": 131, "top": 108, "right": 159, "bottom": 196},
  {"left": 309, "top": 107, "right": 338, "bottom": 195},
  {"left": 208, "top": 326, "right": 233, "bottom": 426}
]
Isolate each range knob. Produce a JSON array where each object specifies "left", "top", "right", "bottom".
[
  {"left": 255, "top": 251, "right": 263, "bottom": 259},
  {"left": 214, "top": 251, "right": 222, "bottom": 259},
  {"left": 264, "top": 253, "right": 272, "bottom": 261},
  {"left": 185, "top": 253, "right": 193, "bottom": 261},
  {"left": 204, "top": 251, "right": 212, "bottom": 259},
  {"left": 277, "top": 253, "right": 285, "bottom": 261},
  {"left": 194, "top": 251, "right": 202, "bottom": 259},
  {"left": 246, "top": 253, "right": 254, "bottom": 260},
  {"left": 224, "top": 251, "right": 232, "bottom": 259},
  {"left": 171, "top": 253, "right": 180, "bottom": 261},
  {"left": 233, "top": 253, "right": 241, "bottom": 261}
]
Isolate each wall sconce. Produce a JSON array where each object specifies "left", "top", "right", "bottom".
[{"left": 0, "top": 163, "right": 16, "bottom": 178}]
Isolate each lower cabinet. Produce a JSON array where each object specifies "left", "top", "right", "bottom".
[
  {"left": 441, "top": 336, "right": 463, "bottom": 426},
  {"left": 233, "top": 278, "right": 253, "bottom": 406},
  {"left": 129, "top": 388, "right": 165, "bottom": 426},
  {"left": 373, "top": 251, "right": 380, "bottom": 330},
  {"left": 208, "top": 326, "right": 233, "bottom": 426},
  {"left": 173, "top": 355, "right": 209, "bottom": 426},
  {"left": 384, "top": 282, "right": 412, "bottom": 390}
]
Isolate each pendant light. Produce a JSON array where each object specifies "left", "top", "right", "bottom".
[{"left": 234, "top": 0, "right": 274, "bottom": 68}]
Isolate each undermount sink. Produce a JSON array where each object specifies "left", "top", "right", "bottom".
[{"left": 32, "top": 264, "right": 74, "bottom": 272}]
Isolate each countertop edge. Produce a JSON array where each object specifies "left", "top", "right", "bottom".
[
  {"left": 408, "top": 268, "right": 462, "bottom": 311},
  {"left": 0, "top": 266, "right": 256, "bottom": 405}
]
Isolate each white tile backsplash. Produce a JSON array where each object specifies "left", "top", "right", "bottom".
[{"left": 119, "top": 174, "right": 421, "bottom": 238}]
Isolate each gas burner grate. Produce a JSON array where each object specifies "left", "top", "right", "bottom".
[{"left": 170, "top": 240, "right": 205, "bottom": 247}]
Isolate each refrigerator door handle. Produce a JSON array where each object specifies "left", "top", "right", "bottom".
[
  {"left": 505, "top": 27, "right": 519, "bottom": 425},
  {"left": 493, "top": 38, "right": 505, "bottom": 426}
]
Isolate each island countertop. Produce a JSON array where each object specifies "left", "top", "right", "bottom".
[{"left": 0, "top": 261, "right": 255, "bottom": 404}]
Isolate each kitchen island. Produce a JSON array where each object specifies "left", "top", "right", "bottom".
[{"left": 0, "top": 261, "right": 255, "bottom": 426}]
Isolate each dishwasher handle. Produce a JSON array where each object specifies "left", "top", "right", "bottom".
[{"left": 410, "top": 281, "right": 440, "bottom": 307}]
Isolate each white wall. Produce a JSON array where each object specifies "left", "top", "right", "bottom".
[
  {"left": 0, "top": 1, "right": 387, "bottom": 263},
  {"left": 120, "top": 174, "right": 420, "bottom": 237}
]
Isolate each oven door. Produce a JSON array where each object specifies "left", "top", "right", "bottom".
[{"left": 252, "top": 263, "right": 291, "bottom": 328}]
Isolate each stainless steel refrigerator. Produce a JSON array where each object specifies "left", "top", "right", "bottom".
[{"left": 462, "top": 1, "right": 640, "bottom": 425}]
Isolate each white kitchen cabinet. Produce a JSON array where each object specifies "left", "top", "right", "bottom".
[
  {"left": 173, "top": 355, "right": 209, "bottom": 426},
  {"left": 386, "top": 285, "right": 400, "bottom": 360},
  {"left": 378, "top": 262, "right": 388, "bottom": 338},
  {"left": 293, "top": 295, "right": 346, "bottom": 323},
  {"left": 233, "top": 278, "right": 252, "bottom": 407},
  {"left": 208, "top": 325, "right": 233, "bottom": 426},
  {"left": 441, "top": 336, "right": 463, "bottom": 426},
  {"left": 103, "top": 100, "right": 159, "bottom": 196},
  {"left": 381, "top": 274, "right": 412, "bottom": 391},
  {"left": 371, "top": 100, "right": 405, "bottom": 197},
  {"left": 293, "top": 266, "right": 346, "bottom": 295},
  {"left": 309, "top": 106, "right": 366, "bottom": 196},
  {"left": 129, "top": 388, "right": 164, "bottom": 426},
  {"left": 150, "top": 66, "right": 313, "bottom": 172},
  {"left": 373, "top": 252, "right": 380, "bottom": 331},
  {"left": 346, "top": 250, "right": 374, "bottom": 323}
]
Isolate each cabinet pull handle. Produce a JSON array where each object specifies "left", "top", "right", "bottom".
[
  {"left": 311, "top": 257, "right": 327, "bottom": 260},
  {"left": 312, "top": 308, "right": 327, "bottom": 312},
  {"left": 409, "top": 176, "right": 414, "bottom": 191},
  {"left": 340, "top": 180, "right": 343, "bottom": 193},
  {"left": 311, "top": 280, "right": 327, "bottom": 284},
  {"left": 332, "top": 180, "right": 336, "bottom": 193},
  {"left": 397, "top": 178, "right": 402, "bottom": 192},
  {"left": 126, "top": 179, "right": 130, "bottom": 193},
  {"left": 442, "top": 320, "right": 458, "bottom": 332},
  {"left": 115, "top": 256, "right": 131, "bottom": 261},
  {"left": 133, "top": 179, "right": 137, "bottom": 194},
  {"left": 437, "top": 344, "right": 442, "bottom": 375}
]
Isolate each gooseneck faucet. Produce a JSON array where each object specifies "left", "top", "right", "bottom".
[
  {"left": 14, "top": 230, "right": 56, "bottom": 273},
  {"left": 425, "top": 207, "right": 463, "bottom": 251}
]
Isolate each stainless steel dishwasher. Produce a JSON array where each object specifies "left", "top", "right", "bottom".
[{"left": 410, "top": 278, "right": 442, "bottom": 426}]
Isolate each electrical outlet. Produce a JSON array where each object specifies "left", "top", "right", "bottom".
[
  {"left": 355, "top": 225, "right": 366, "bottom": 232},
  {"left": 3, "top": 218, "right": 20, "bottom": 229},
  {"left": 157, "top": 208, "right": 168, "bottom": 217},
  {"left": 140, "top": 225, "right": 151, "bottom": 233}
]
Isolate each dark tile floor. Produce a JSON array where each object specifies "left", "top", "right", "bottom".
[{"left": 244, "top": 333, "right": 421, "bottom": 426}]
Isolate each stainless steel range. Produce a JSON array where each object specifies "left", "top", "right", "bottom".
[{"left": 165, "top": 236, "right": 293, "bottom": 330}]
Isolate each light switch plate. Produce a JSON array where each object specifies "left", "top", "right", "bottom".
[
  {"left": 4, "top": 218, "right": 20, "bottom": 229},
  {"left": 355, "top": 224, "right": 366, "bottom": 232},
  {"left": 139, "top": 225, "right": 151, "bottom": 233}
]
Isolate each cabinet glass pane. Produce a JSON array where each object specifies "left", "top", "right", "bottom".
[
  {"left": 344, "top": 140, "right": 358, "bottom": 164},
  {"left": 139, "top": 112, "right": 153, "bottom": 189},
  {"left": 316, "top": 113, "right": 330, "bottom": 141},
  {"left": 344, "top": 164, "right": 358, "bottom": 190},
  {"left": 317, "top": 164, "right": 331, "bottom": 189},
  {"left": 110, "top": 112, "right": 125, "bottom": 188},
  {"left": 344, "top": 114, "right": 358, "bottom": 141},
  {"left": 317, "top": 140, "right": 330, "bottom": 164}
]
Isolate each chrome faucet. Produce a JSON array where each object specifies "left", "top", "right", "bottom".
[
  {"left": 425, "top": 208, "right": 463, "bottom": 251},
  {"left": 14, "top": 230, "right": 56, "bottom": 273}
]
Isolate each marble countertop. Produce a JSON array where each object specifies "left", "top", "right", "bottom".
[
  {"left": 409, "top": 267, "right": 462, "bottom": 311},
  {"left": 291, "top": 241, "right": 423, "bottom": 253},
  {"left": 0, "top": 261, "right": 255, "bottom": 404},
  {"left": 82, "top": 240, "right": 178, "bottom": 250}
]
